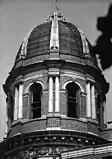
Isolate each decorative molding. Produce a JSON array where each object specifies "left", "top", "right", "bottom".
[
  {"left": 46, "top": 127, "right": 61, "bottom": 130},
  {"left": 50, "top": 12, "right": 59, "bottom": 52},
  {"left": 48, "top": 67, "right": 60, "bottom": 75},
  {"left": 61, "top": 72, "right": 85, "bottom": 81},
  {"left": 62, "top": 79, "right": 84, "bottom": 93},
  {"left": 25, "top": 79, "right": 45, "bottom": 93},
  {"left": 77, "top": 27, "right": 90, "bottom": 56},
  {"left": 23, "top": 74, "right": 43, "bottom": 82},
  {"left": 61, "top": 145, "right": 112, "bottom": 159},
  {"left": 0, "top": 128, "right": 107, "bottom": 158}
]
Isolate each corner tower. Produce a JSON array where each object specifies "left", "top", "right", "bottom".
[{"left": 0, "top": 11, "right": 109, "bottom": 158}]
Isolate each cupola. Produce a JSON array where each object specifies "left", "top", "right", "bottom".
[{"left": 1, "top": 11, "right": 109, "bottom": 159}]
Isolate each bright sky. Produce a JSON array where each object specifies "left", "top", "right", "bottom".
[{"left": 0, "top": 0, "right": 112, "bottom": 141}]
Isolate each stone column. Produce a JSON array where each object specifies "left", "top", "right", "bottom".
[
  {"left": 60, "top": 89, "right": 67, "bottom": 116},
  {"left": 14, "top": 86, "right": 19, "bottom": 120},
  {"left": 48, "top": 76, "right": 53, "bottom": 112},
  {"left": 86, "top": 82, "right": 91, "bottom": 118},
  {"left": 55, "top": 76, "right": 60, "bottom": 112},
  {"left": 91, "top": 85, "right": 96, "bottom": 119},
  {"left": 42, "top": 90, "right": 49, "bottom": 116},
  {"left": 23, "top": 93, "right": 29, "bottom": 119},
  {"left": 103, "top": 100, "right": 107, "bottom": 124},
  {"left": 80, "top": 92, "right": 86, "bottom": 119},
  {"left": 18, "top": 84, "right": 23, "bottom": 119}
]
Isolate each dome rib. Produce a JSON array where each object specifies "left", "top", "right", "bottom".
[
  {"left": 20, "top": 25, "right": 37, "bottom": 59},
  {"left": 50, "top": 12, "right": 59, "bottom": 52},
  {"left": 77, "top": 27, "right": 90, "bottom": 56}
]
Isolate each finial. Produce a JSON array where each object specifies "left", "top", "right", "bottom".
[
  {"left": 55, "top": 0, "right": 59, "bottom": 13},
  {"left": 52, "top": 0, "right": 59, "bottom": 13}
]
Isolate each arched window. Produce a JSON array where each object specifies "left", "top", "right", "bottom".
[
  {"left": 66, "top": 82, "right": 81, "bottom": 118},
  {"left": 7, "top": 95, "right": 14, "bottom": 128},
  {"left": 10, "top": 96, "right": 14, "bottom": 123},
  {"left": 29, "top": 83, "right": 42, "bottom": 119},
  {"left": 96, "top": 93, "right": 101, "bottom": 125}
]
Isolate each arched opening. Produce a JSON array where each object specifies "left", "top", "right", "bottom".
[
  {"left": 96, "top": 93, "right": 101, "bottom": 125},
  {"left": 10, "top": 96, "right": 14, "bottom": 123},
  {"left": 7, "top": 95, "right": 14, "bottom": 129},
  {"left": 66, "top": 82, "right": 81, "bottom": 118},
  {"left": 29, "top": 83, "right": 42, "bottom": 119}
]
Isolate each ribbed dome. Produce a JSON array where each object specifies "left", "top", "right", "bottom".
[{"left": 15, "top": 12, "right": 95, "bottom": 64}]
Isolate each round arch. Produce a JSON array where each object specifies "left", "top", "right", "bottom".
[
  {"left": 28, "top": 81, "right": 43, "bottom": 119},
  {"left": 63, "top": 80, "right": 84, "bottom": 93},
  {"left": 25, "top": 80, "right": 44, "bottom": 94}
]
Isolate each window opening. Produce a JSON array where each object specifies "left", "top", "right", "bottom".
[
  {"left": 96, "top": 93, "right": 101, "bottom": 125},
  {"left": 10, "top": 96, "right": 14, "bottom": 122},
  {"left": 66, "top": 82, "right": 80, "bottom": 118},
  {"left": 30, "top": 83, "right": 42, "bottom": 119}
]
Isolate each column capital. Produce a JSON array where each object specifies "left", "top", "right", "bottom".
[
  {"left": 48, "top": 75, "right": 60, "bottom": 80},
  {"left": 23, "top": 92, "right": 29, "bottom": 97},
  {"left": 48, "top": 67, "right": 60, "bottom": 76},
  {"left": 80, "top": 92, "right": 86, "bottom": 96},
  {"left": 19, "top": 81, "right": 24, "bottom": 85},
  {"left": 86, "top": 78, "right": 95, "bottom": 84},
  {"left": 14, "top": 81, "right": 23, "bottom": 88}
]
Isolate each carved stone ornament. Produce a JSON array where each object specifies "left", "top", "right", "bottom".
[{"left": 6, "top": 146, "right": 74, "bottom": 159}]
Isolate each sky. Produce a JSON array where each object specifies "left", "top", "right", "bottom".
[{"left": 0, "top": 0, "right": 112, "bottom": 142}]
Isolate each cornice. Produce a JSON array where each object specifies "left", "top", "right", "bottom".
[{"left": 0, "top": 130, "right": 108, "bottom": 158}]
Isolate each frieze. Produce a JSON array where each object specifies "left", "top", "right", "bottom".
[{"left": 6, "top": 146, "right": 76, "bottom": 159}]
